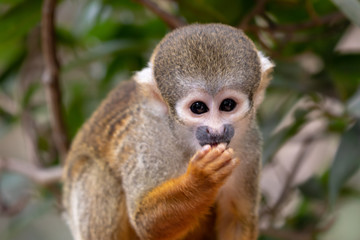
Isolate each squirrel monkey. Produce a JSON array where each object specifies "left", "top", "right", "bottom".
[{"left": 63, "top": 23, "right": 274, "bottom": 240}]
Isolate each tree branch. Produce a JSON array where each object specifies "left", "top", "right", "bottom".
[
  {"left": 246, "top": 11, "right": 346, "bottom": 34},
  {"left": 265, "top": 136, "right": 317, "bottom": 219},
  {"left": 41, "top": 0, "right": 69, "bottom": 161},
  {"left": 0, "top": 157, "right": 63, "bottom": 185},
  {"left": 21, "top": 111, "right": 43, "bottom": 166},
  {"left": 267, "top": 12, "right": 345, "bottom": 32},
  {"left": 134, "top": 0, "right": 186, "bottom": 29},
  {"left": 239, "top": 0, "right": 268, "bottom": 29}
]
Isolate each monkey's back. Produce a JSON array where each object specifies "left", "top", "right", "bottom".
[
  {"left": 62, "top": 78, "right": 194, "bottom": 239},
  {"left": 62, "top": 80, "right": 141, "bottom": 240},
  {"left": 67, "top": 80, "right": 140, "bottom": 161}
]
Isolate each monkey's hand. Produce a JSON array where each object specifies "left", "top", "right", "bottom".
[
  {"left": 186, "top": 144, "right": 239, "bottom": 191},
  {"left": 134, "top": 144, "right": 239, "bottom": 240}
]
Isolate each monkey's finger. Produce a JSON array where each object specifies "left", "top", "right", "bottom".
[
  {"left": 199, "top": 143, "right": 227, "bottom": 165},
  {"left": 190, "top": 145, "right": 211, "bottom": 163},
  {"left": 207, "top": 148, "right": 234, "bottom": 171},
  {"left": 213, "top": 158, "right": 240, "bottom": 182}
]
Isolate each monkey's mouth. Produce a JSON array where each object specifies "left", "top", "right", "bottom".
[
  {"left": 199, "top": 141, "right": 230, "bottom": 147},
  {"left": 196, "top": 125, "right": 234, "bottom": 148}
]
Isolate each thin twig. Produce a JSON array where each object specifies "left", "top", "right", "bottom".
[
  {"left": 239, "top": 0, "right": 268, "bottom": 30},
  {"left": 268, "top": 12, "right": 345, "bottom": 32},
  {"left": 246, "top": 12, "right": 345, "bottom": 34},
  {"left": 267, "top": 136, "right": 317, "bottom": 218},
  {"left": 41, "top": 0, "right": 69, "bottom": 161},
  {"left": 21, "top": 111, "right": 42, "bottom": 166},
  {"left": 305, "top": 0, "right": 320, "bottom": 23},
  {"left": 134, "top": 0, "right": 186, "bottom": 29},
  {"left": 0, "top": 157, "right": 63, "bottom": 185}
]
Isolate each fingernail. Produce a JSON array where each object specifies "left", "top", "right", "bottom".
[
  {"left": 218, "top": 143, "right": 226, "bottom": 150},
  {"left": 202, "top": 145, "right": 211, "bottom": 152}
]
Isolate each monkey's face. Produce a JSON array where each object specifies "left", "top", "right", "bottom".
[
  {"left": 175, "top": 87, "right": 251, "bottom": 148},
  {"left": 145, "top": 23, "right": 274, "bottom": 150}
]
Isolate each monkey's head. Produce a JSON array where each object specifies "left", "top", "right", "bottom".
[{"left": 139, "top": 23, "right": 274, "bottom": 149}]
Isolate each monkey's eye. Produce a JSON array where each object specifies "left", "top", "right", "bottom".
[
  {"left": 190, "top": 101, "right": 208, "bottom": 114},
  {"left": 220, "top": 99, "right": 237, "bottom": 112}
]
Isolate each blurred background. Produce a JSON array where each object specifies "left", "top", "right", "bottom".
[{"left": 0, "top": 0, "right": 359, "bottom": 239}]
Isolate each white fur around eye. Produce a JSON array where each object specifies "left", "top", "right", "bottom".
[
  {"left": 215, "top": 90, "right": 250, "bottom": 120},
  {"left": 175, "top": 91, "right": 211, "bottom": 125}
]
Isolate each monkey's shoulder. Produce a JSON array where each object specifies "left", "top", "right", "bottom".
[{"left": 67, "top": 80, "right": 142, "bottom": 160}]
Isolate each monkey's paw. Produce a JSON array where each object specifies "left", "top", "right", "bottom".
[{"left": 186, "top": 144, "right": 240, "bottom": 189}]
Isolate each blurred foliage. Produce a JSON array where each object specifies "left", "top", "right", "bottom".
[{"left": 0, "top": 0, "right": 360, "bottom": 239}]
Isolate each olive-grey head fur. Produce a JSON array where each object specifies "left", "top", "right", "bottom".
[{"left": 151, "top": 23, "right": 262, "bottom": 113}]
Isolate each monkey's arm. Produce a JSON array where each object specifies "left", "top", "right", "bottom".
[{"left": 131, "top": 144, "right": 239, "bottom": 240}]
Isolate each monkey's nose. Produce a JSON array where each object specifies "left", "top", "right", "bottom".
[
  {"left": 196, "top": 124, "right": 235, "bottom": 147},
  {"left": 205, "top": 126, "right": 221, "bottom": 135}
]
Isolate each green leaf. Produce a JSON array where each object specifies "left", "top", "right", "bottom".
[
  {"left": 178, "top": 0, "right": 229, "bottom": 23},
  {"left": 65, "top": 82, "right": 94, "bottom": 139},
  {"left": 267, "top": 1, "right": 309, "bottom": 23},
  {"left": 56, "top": 27, "right": 79, "bottom": 47},
  {"left": 0, "top": 0, "right": 42, "bottom": 42},
  {"left": 21, "top": 82, "right": 41, "bottom": 109},
  {"left": 63, "top": 40, "right": 150, "bottom": 71},
  {"left": 287, "top": 199, "right": 319, "bottom": 231},
  {"left": 299, "top": 177, "right": 325, "bottom": 200},
  {"left": 0, "top": 0, "right": 24, "bottom": 5},
  {"left": 0, "top": 47, "right": 26, "bottom": 86},
  {"left": 329, "top": 121, "right": 360, "bottom": 205},
  {"left": 328, "top": 55, "right": 360, "bottom": 100},
  {"left": 332, "top": 0, "right": 360, "bottom": 26}
]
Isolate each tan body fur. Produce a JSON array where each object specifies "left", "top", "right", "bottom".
[{"left": 63, "top": 23, "right": 273, "bottom": 240}]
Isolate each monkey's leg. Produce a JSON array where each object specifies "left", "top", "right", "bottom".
[{"left": 63, "top": 157, "right": 137, "bottom": 240}]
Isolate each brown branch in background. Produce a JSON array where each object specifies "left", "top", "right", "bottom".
[
  {"left": 41, "top": 0, "right": 69, "bottom": 161},
  {"left": 0, "top": 157, "right": 63, "bottom": 185},
  {"left": 265, "top": 12, "right": 345, "bottom": 32},
  {"left": 21, "top": 111, "right": 43, "bottom": 166},
  {"left": 239, "top": 0, "right": 268, "bottom": 30},
  {"left": 259, "top": 136, "right": 321, "bottom": 239},
  {"left": 134, "top": 0, "right": 186, "bottom": 29},
  {"left": 245, "top": 11, "right": 345, "bottom": 34},
  {"left": 305, "top": 0, "right": 320, "bottom": 23},
  {"left": 242, "top": 10, "right": 346, "bottom": 57},
  {"left": 264, "top": 136, "right": 317, "bottom": 219}
]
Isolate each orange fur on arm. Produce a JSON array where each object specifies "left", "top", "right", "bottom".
[{"left": 134, "top": 173, "right": 218, "bottom": 240}]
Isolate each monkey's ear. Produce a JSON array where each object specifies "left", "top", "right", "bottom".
[
  {"left": 253, "top": 51, "right": 274, "bottom": 107},
  {"left": 135, "top": 64, "right": 169, "bottom": 115}
]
